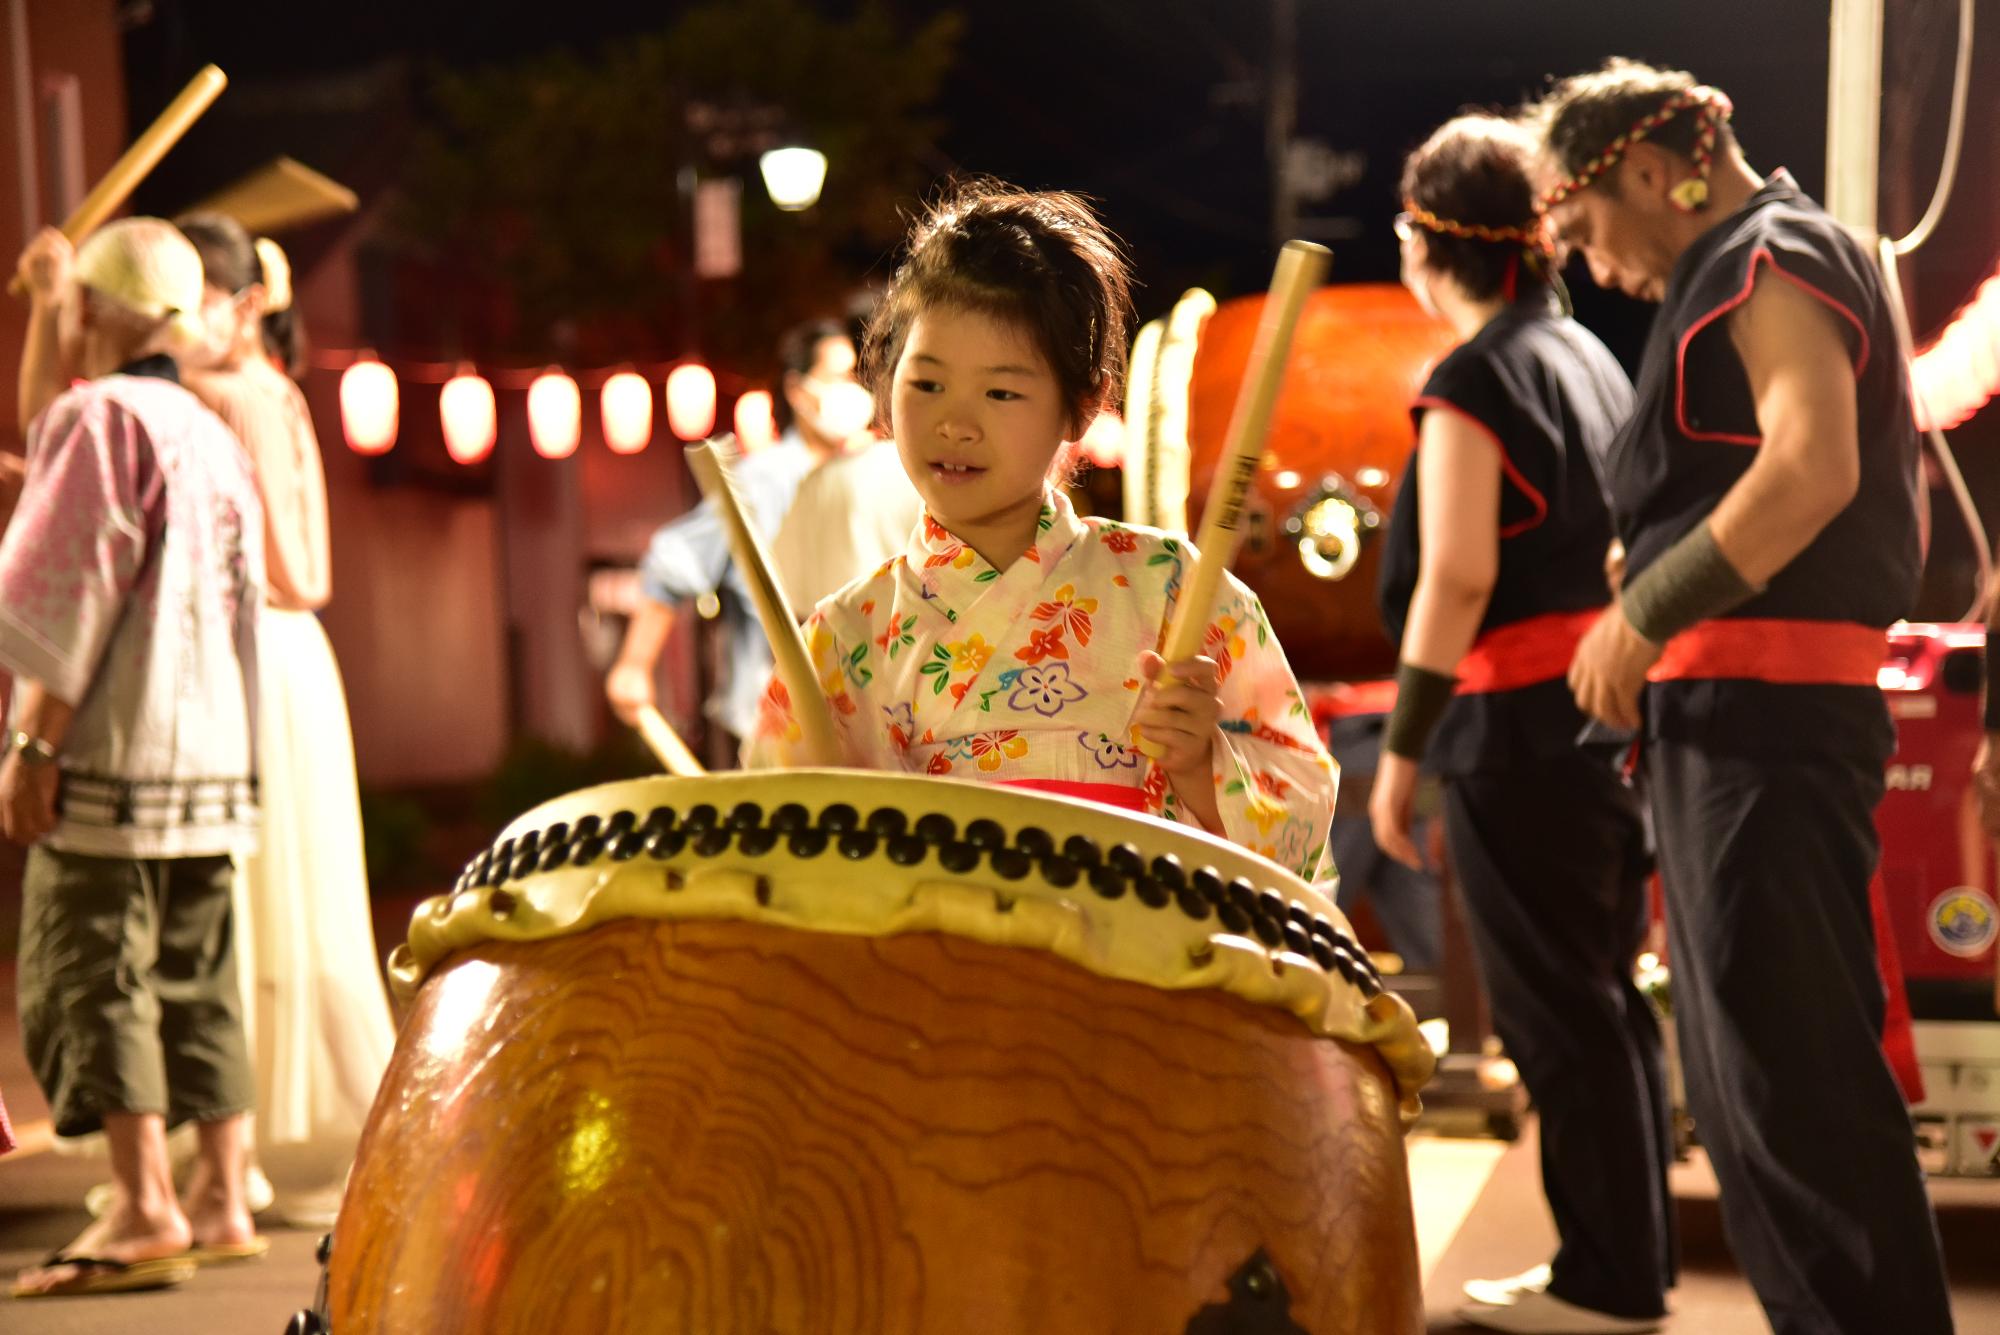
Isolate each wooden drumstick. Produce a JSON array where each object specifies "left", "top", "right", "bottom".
[
  {"left": 9, "top": 64, "right": 228, "bottom": 297},
  {"left": 685, "top": 440, "right": 843, "bottom": 768},
  {"left": 190, "top": 155, "right": 359, "bottom": 235},
  {"left": 635, "top": 704, "right": 706, "bottom": 777},
  {"left": 1138, "top": 240, "right": 1330, "bottom": 758}
]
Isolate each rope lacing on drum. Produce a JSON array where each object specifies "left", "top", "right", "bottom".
[{"left": 452, "top": 801, "right": 1384, "bottom": 998}]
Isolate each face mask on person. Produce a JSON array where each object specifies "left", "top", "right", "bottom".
[
  {"left": 805, "top": 378, "right": 877, "bottom": 442},
  {"left": 187, "top": 285, "right": 247, "bottom": 369}
]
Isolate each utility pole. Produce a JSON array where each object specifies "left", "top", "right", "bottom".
[
  {"left": 9, "top": 0, "right": 40, "bottom": 242},
  {"left": 1825, "top": 0, "right": 1883, "bottom": 232},
  {"left": 1267, "top": 0, "right": 1298, "bottom": 252}
]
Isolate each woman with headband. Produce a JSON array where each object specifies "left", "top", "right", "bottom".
[
  {"left": 176, "top": 214, "right": 393, "bottom": 1232},
  {"left": 1369, "top": 113, "right": 1672, "bottom": 1334}
]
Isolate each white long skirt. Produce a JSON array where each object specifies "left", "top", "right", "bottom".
[{"left": 235, "top": 606, "right": 395, "bottom": 1148}]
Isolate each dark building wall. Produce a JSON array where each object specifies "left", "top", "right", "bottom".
[{"left": 1, "top": 0, "right": 127, "bottom": 451}]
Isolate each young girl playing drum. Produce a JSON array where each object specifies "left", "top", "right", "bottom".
[{"left": 746, "top": 181, "right": 1336, "bottom": 880}]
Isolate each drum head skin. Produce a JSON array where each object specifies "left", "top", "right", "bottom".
[{"left": 398, "top": 772, "right": 1430, "bottom": 1107}]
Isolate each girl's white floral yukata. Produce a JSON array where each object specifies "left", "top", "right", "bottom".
[{"left": 744, "top": 490, "right": 1337, "bottom": 881}]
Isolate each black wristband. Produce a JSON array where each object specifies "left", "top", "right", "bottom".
[
  {"left": 1382, "top": 661, "right": 1458, "bottom": 760},
  {"left": 1984, "top": 627, "right": 2000, "bottom": 732},
  {"left": 1620, "top": 522, "right": 1761, "bottom": 645}
]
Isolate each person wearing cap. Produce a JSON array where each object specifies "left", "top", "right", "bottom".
[
  {"left": 2, "top": 219, "right": 267, "bottom": 1297},
  {"left": 1535, "top": 60, "right": 1952, "bottom": 1334}
]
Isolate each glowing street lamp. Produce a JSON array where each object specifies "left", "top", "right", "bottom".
[{"left": 759, "top": 146, "right": 827, "bottom": 212}]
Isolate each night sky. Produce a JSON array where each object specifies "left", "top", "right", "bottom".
[
  {"left": 118, "top": 2, "right": 1993, "bottom": 336},
  {"left": 116, "top": 0, "right": 2000, "bottom": 564}
]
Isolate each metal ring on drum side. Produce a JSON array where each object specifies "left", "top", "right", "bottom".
[{"left": 394, "top": 771, "right": 1435, "bottom": 1119}]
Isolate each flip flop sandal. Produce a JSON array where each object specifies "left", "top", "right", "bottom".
[
  {"left": 186, "top": 1237, "right": 271, "bottom": 1266},
  {"left": 11, "top": 1252, "right": 198, "bottom": 1298}
]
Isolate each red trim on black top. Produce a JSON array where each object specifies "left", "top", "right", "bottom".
[
  {"left": 1674, "top": 246, "right": 1873, "bottom": 448},
  {"left": 1412, "top": 396, "right": 1549, "bottom": 538}
]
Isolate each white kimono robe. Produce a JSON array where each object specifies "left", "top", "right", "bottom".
[{"left": 745, "top": 491, "right": 1337, "bottom": 881}]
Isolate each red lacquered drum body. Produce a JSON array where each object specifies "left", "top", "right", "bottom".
[
  {"left": 326, "top": 773, "right": 1433, "bottom": 1334},
  {"left": 1188, "top": 284, "right": 1455, "bottom": 679}
]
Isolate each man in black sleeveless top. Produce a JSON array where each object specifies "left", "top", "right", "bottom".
[{"left": 1533, "top": 60, "right": 1952, "bottom": 1335}]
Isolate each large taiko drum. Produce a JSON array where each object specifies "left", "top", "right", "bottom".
[
  {"left": 308, "top": 774, "right": 1433, "bottom": 1334},
  {"left": 1187, "top": 284, "right": 1456, "bottom": 680}
]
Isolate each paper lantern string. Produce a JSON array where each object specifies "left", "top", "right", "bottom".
[{"left": 1538, "top": 85, "right": 1734, "bottom": 214}]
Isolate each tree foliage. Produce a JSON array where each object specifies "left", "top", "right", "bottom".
[{"left": 396, "top": 0, "right": 961, "bottom": 371}]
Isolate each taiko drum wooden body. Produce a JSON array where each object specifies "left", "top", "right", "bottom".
[{"left": 321, "top": 773, "right": 1432, "bottom": 1334}]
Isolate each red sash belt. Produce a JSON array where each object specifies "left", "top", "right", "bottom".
[
  {"left": 1456, "top": 609, "right": 1604, "bottom": 695},
  {"left": 1312, "top": 678, "right": 1400, "bottom": 719},
  {"left": 999, "top": 778, "right": 1149, "bottom": 813},
  {"left": 1648, "top": 618, "right": 1886, "bottom": 686}
]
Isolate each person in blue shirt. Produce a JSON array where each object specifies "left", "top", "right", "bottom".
[{"left": 605, "top": 319, "right": 879, "bottom": 750}]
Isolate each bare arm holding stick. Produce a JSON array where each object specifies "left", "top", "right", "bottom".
[
  {"left": 15, "top": 229, "right": 72, "bottom": 434},
  {"left": 12, "top": 65, "right": 228, "bottom": 441},
  {"left": 8, "top": 65, "right": 227, "bottom": 299}
]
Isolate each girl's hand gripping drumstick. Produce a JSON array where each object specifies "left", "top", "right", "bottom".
[{"left": 1137, "top": 239, "right": 1330, "bottom": 759}]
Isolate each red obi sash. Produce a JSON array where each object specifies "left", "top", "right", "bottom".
[
  {"left": 998, "top": 778, "right": 1149, "bottom": 813},
  {"left": 1456, "top": 608, "right": 1604, "bottom": 695},
  {"left": 1648, "top": 618, "right": 1886, "bottom": 686}
]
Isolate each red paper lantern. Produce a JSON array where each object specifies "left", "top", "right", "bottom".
[
  {"left": 733, "top": 389, "right": 776, "bottom": 452},
  {"left": 666, "top": 363, "right": 717, "bottom": 441},
  {"left": 528, "top": 368, "right": 581, "bottom": 459},
  {"left": 600, "top": 371, "right": 653, "bottom": 455},
  {"left": 1913, "top": 268, "right": 2000, "bottom": 432},
  {"left": 340, "top": 354, "right": 399, "bottom": 455},
  {"left": 440, "top": 368, "right": 497, "bottom": 465},
  {"left": 1077, "top": 410, "right": 1127, "bottom": 468}
]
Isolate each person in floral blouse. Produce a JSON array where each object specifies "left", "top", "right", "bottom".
[{"left": 746, "top": 181, "right": 1336, "bottom": 880}]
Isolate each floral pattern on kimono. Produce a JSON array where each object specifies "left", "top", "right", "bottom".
[{"left": 745, "top": 490, "right": 1337, "bottom": 880}]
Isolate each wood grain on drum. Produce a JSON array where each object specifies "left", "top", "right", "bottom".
[{"left": 335, "top": 918, "right": 1424, "bottom": 1334}]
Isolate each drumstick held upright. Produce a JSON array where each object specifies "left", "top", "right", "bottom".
[
  {"left": 685, "top": 440, "right": 843, "bottom": 768},
  {"left": 1139, "top": 240, "right": 1330, "bottom": 758},
  {"left": 8, "top": 65, "right": 228, "bottom": 298}
]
